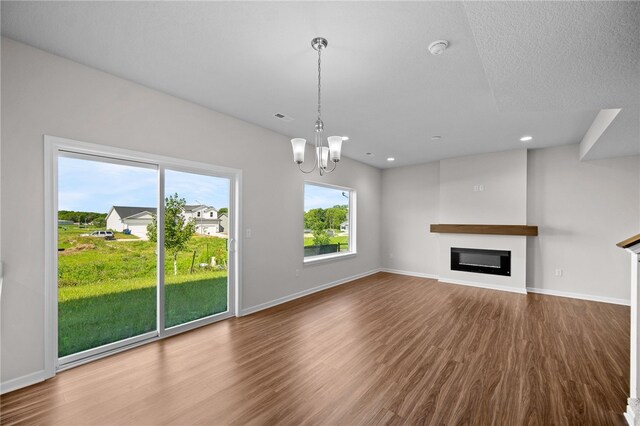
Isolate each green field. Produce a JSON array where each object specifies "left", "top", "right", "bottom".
[{"left": 58, "top": 226, "right": 228, "bottom": 357}]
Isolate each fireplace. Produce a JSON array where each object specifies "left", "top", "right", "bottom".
[{"left": 451, "top": 247, "right": 511, "bottom": 276}]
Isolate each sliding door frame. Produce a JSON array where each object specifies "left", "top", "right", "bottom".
[{"left": 44, "top": 135, "right": 242, "bottom": 377}]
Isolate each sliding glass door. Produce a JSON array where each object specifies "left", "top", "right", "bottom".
[
  {"left": 163, "top": 169, "right": 231, "bottom": 329},
  {"left": 57, "top": 153, "right": 159, "bottom": 360},
  {"left": 52, "top": 138, "right": 238, "bottom": 368}
]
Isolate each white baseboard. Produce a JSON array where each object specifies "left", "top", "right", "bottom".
[
  {"left": 626, "top": 398, "right": 640, "bottom": 425},
  {"left": 625, "top": 407, "right": 634, "bottom": 426},
  {"left": 380, "top": 268, "right": 439, "bottom": 280},
  {"left": 1, "top": 369, "right": 48, "bottom": 395},
  {"left": 526, "top": 287, "right": 630, "bottom": 306},
  {"left": 439, "top": 278, "right": 528, "bottom": 295},
  {"left": 239, "top": 269, "right": 382, "bottom": 316}
]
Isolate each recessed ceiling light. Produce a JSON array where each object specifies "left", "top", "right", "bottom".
[
  {"left": 387, "top": 157, "right": 395, "bottom": 162},
  {"left": 431, "top": 135, "right": 442, "bottom": 140},
  {"left": 365, "top": 152, "right": 374, "bottom": 156},
  {"left": 520, "top": 136, "right": 533, "bottom": 142},
  {"left": 342, "top": 136, "right": 349, "bottom": 141}
]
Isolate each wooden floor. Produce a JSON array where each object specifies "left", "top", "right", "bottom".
[{"left": 1, "top": 273, "right": 630, "bottom": 425}]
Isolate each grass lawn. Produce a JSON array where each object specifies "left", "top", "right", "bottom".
[
  {"left": 57, "top": 226, "right": 229, "bottom": 357},
  {"left": 303, "top": 234, "right": 349, "bottom": 247}
]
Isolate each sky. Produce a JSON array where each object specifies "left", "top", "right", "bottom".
[
  {"left": 58, "top": 156, "right": 230, "bottom": 213},
  {"left": 304, "top": 183, "right": 349, "bottom": 212}
]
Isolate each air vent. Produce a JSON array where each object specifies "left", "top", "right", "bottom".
[{"left": 274, "top": 113, "right": 294, "bottom": 123}]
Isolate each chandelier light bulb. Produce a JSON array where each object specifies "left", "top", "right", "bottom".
[
  {"left": 327, "top": 136, "right": 343, "bottom": 162},
  {"left": 317, "top": 146, "right": 329, "bottom": 169},
  {"left": 291, "top": 138, "right": 306, "bottom": 164}
]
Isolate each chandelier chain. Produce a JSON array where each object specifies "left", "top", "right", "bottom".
[{"left": 317, "top": 48, "right": 322, "bottom": 122}]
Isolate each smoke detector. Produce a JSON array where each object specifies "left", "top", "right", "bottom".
[{"left": 428, "top": 40, "right": 449, "bottom": 56}]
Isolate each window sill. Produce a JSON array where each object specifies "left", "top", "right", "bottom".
[{"left": 303, "top": 251, "right": 357, "bottom": 265}]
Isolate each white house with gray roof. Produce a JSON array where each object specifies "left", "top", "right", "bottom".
[
  {"left": 182, "top": 204, "right": 221, "bottom": 235},
  {"left": 106, "top": 206, "right": 157, "bottom": 239}
]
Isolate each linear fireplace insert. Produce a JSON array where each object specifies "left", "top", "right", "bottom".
[{"left": 451, "top": 247, "right": 511, "bottom": 276}]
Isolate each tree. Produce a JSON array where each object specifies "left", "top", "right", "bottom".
[
  {"left": 312, "top": 225, "right": 331, "bottom": 246},
  {"left": 304, "top": 208, "right": 326, "bottom": 230},
  {"left": 217, "top": 207, "right": 228, "bottom": 217},
  {"left": 58, "top": 210, "right": 107, "bottom": 225},
  {"left": 325, "top": 207, "right": 347, "bottom": 230},
  {"left": 147, "top": 193, "right": 195, "bottom": 275}
]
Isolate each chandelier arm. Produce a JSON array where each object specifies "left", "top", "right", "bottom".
[
  {"left": 297, "top": 160, "right": 318, "bottom": 174},
  {"left": 322, "top": 160, "right": 338, "bottom": 174},
  {"left": 297, "top": 136, "right": 320, "bottom": 174}
]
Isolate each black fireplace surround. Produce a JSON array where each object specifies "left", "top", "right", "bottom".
[{"left": 451, "top": 247, "right": 511, "bottom": 276}]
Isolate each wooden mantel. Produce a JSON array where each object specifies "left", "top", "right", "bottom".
[
  {"left": 430, "top": 224, "right": 538, "bottom": 237},
  {"left": 617, "top": 233, "right": 640, "bottom": 249}
]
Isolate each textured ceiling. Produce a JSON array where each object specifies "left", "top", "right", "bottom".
[
  {"left": 1, "top": 1, "right": 637, "bottom": 168},
  {"left": 464, "top": 1, "right": 640, "bottom": 160}
]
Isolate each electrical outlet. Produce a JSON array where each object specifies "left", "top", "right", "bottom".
[
  {"left": 473, "top": 185, "right": 479, "bottom": 192},
  {"left": 295, "top": 269, "right": 300, "bottom": 277},
  {"left": 245, "top": 228, "right": 252, "bottom": 238},
  {"left": 555, "top": 268, "right": 563, "bottom": 277},
  {"left": 479, "top": 184, "right": 484, "bottom": 191}
]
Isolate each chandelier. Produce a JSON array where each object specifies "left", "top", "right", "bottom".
[{"left": 291, "top": 37, "right": 344, "bottom": 175}]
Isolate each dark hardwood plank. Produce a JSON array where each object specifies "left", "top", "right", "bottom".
[
  {"left": 430, "top": 224, "right": 539, "bottom": 236},
  {"left": 0, "top": 272, "right": 628, "bottom": 425}
]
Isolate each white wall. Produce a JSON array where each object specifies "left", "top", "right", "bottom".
[
  {"left": 381, "top": 144, "right": 639, "bottom": 301},
  {"left": 439, "top": 149, "right": 527, "bottom": 224},
  {"left": 0, "top": 38, "right": 381, "bottom": 386},
  {"left": 438, "top": 149, "right": 528, "bottom": 292},
  {"left": 527, "top": 144, "right": 640, "bottom": 302},
  {"left": 381, "top": 162, "right": 440, "bottom": 276},
  {"left": 106, "top": 212, "right": 124, "bottom": 232}
]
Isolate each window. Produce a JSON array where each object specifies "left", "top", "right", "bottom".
[
  {"left": 304, "top": 182, "right": 355, "bottom": 262},
  {"left": 197, "top": 211, "right": 201, "bottom": 217},
  {"left": 210, "top": 212, "right": 214, "bottom": 218}
]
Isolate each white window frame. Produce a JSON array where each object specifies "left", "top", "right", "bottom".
[
  {"left": 44, "top": 135, "right": 242, "bottom": 376},
  {"left": 303, "top": 181, "right": 357, "bottom": 265}
]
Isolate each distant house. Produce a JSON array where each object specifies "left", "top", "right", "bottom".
[
  {"left": 183, "top": 205, "right": 221, "bottom": 235},
  {"left": 218, "top": 213, "right": 228, "bottom": 235},
  {"left": 106, "top": 204, "right": 223, "bottom": 238},
  {"left": 106, "top": 206, "right": 157, "bottom": 239},
  {"left": 340, "top": 221, "right": 349, "bottom": 232}
]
